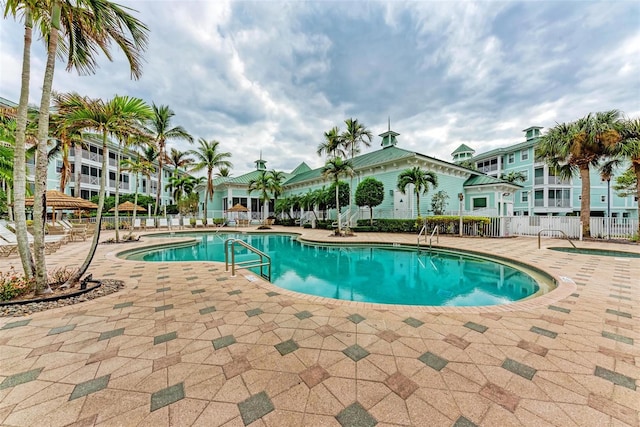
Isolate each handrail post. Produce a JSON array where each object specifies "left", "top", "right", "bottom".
[{"left": 231, "top": 240, "right": 236, "bottom": 277}]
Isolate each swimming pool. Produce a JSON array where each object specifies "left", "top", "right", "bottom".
[
  {"left": 124, "top": 233, "right": 552, "bottom": 306},
  {"left": 548, "top": 247, "right": 640, "bottom": 258}
]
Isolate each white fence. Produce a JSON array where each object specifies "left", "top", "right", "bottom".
[{"left": 505, "top": 216, "right": 637, "bottom": 240}]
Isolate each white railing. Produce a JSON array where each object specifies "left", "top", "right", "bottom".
[
  {"left": 507, "top": 216, "right": 582, "bottom": 238},
  {"left": 590, "top": 217, "right": 638, "bottom": 239}
]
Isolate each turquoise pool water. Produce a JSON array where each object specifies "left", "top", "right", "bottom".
[{"left": 126, "top": 233, "right": 547, "bottom": 306}]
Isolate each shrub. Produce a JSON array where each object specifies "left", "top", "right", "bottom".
[
  {"left": 213, "top": 218, "right": 225, "bottom": 225},
  {"left": 302, "top": 223, "right": 312, "bottom": 229},
  {"left": 0, "top": 267, "right": 34, "bottom": 301},
  {"left": 48, "top": 266, "right": 77, "bottom": 285}
]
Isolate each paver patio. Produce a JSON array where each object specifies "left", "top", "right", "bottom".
[{"left": 0, "top": 227, "right": 638, "bottom": 426}]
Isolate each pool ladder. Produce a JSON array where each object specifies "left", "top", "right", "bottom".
[
  {"left": 417, "top": 225, "right": 439, "bottom": 251},
  {"left": 537, "top": 229, "right": 576, "bottom": 249},
  {"left": 224, "top": 238, "right": 272, "bottom": 281}
]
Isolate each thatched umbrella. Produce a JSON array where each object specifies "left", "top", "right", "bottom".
[
  {"left": 25, "top": 190, "right": 98, "bottom": 223},
  {"left": 227, "top": 203, "right": 249, "bottom": 225},
  {"left": 109, "top": 201, "right": 146, "bottom": 214},
  {"left": 228, "top": 203, "right": 249, "bottom": 212}
]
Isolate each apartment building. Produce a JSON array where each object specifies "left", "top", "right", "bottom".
[{"left": 452, "top": 127, "right": 638, "bottom": 218}]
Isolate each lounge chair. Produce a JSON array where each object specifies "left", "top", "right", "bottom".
[
  {"left": 0, "top": 239, "right": 18, "bottom": 257},
  {"left": 182, "top": 218, "right": 191, "bottom": 229},
  {"left": 145, "top": 218, "right": 156, "bottom": 229},
  {"left": 158, "top": 218, "right": 169, "bottom": 229},
  {"left": 132, "top": 218, "right": 142, "bottom": 230},
  {"left": 206, "top": 218, "right": 214, "bottom": 227},
  {"left": 1, "top": 223, "right": 66, "bottom": 253},
  {"left": 170, "top": 218, "right": 181, "bottom": 230},
  {"left": 195, "top": 219, "right": 204, "bottom": 228}
]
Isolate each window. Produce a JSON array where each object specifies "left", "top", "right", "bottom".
[
  {"left": 534, "top": 190, "right": 544, "bottom": 207},
  {"left": 521, "top": 192, "right": 529, "bottom": 203},
  {"left": 521, "top": 149, "right": 529, "bottom": 161},
  {"left": 549, "top": 189, "right": 571, "bottom": 208},
  {"left": 507, "top": 153, "right": 515, "bottom": 164},
  {"left": 477, "top": 158, "right": 498, "bottom": 173},
  {"left": 472, "top": 198, "right": 488, "bottom": 209},
  {"left": 534, "top": 167, "right": 544, "bottom": 185},
  {"left": 520, "top": 170, "right": 529, "bottom": 182}
]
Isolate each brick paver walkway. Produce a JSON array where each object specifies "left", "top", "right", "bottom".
[{"left": 0, "top": 227, "right": 638, "bottom": 426}]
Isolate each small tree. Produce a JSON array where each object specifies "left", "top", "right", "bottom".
[
  {"left": 430, "top": 190, "right": 449, "bottom": 215},
  {"left": 355, "top": 177, "right": 384, "bottom": 225},
  {"left": 613, "top": 168, "right": 637, "bottom": 198},
  {"left": 177, "top": 193, "right": 199, "bottom": 217},
  {"left": 325, "top": 181, "right": 350, "bottom": 210}
]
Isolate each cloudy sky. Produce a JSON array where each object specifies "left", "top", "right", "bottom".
[{"left": 1, "top": 1, "right": 639, "bottom": 175}]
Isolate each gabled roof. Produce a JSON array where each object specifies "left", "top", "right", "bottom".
[
  {"left": 284, "top": 146, "right": 416, "bottom": 186},
  {"left": 290, "top": 162, "right": 312, "bottom": 175},
  {"left": 471, "top": 139, "right": 537, "bottom": 162},
  {"left": 463, "top": 174, "right": 522, "bottom": 188},
  {"left": 216, "top": 169, "right": 292, "bottom": 187},
  {"left": 452, "top": 144, "right": 475, "bottom": 154}
]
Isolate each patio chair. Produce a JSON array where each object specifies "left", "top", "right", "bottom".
[
  {"left": 206, "top": 218, "right": 215, "bottom": 227},
  {"left": 59, "top": 219, "right": 74, "bottom": 230},
  {"left": 0, "top": 239, "right": 18, "bottom": 257},
  {"left": 2, "top": 223, "right": 66, "bottom": 253},
  {"left": 195, "top": 219, "right": 204, "bottom": 228},
  {"left": 170, "top": 217, "right": 181, "bottom": 230},
  {"left": 182, "top": 218, "right": 191, "bottom": 229},
  {"left": 132, "top": 218, "right": 142, "bottom": 230},
  {"left": 145, "top": 218, "right": 156, "bottom": 229},
  {"left": 158, "top": 218, "right": 169, "bottom": 229}
]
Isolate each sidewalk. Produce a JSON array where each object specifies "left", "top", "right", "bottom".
[{"left": 0, "top": 228, "right": 638, "bottom": 426}]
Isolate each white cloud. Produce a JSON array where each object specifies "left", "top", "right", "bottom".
[{"left": 1, "top": 0, "right": 638, "bottom": 175}]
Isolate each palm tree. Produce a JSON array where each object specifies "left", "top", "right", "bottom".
[
  {"left": 141, "top": 145, "right": 159, "bottom": 199},
  {"left": 322, "top": 157, "right": 354, "bottom": 233},
  {"left": 537, "top": 111, "right": 622, "bottom": 237},
  {"left": 147, "top": 104, "right": 193, "bottom": 215},
  {"left": 615, "top": 117, "right": 640, "bottom": 236},
  {"left": 50, "top": 95, "right": 88, "bottom": 193},
  {"left": 61, "top": 94, "right": 153, "bottom": 287},
  {"left": 317, "top": 127, "right": 345, "bottom": 159},
  {"left": 188, "top": 138, "right": 232, "bottom": 219},
  {"left": 342, "top": 118, "right": 373, "bottom": 226},
  {"left": 500, "top": 171, "right": 527, "bottom": 184},
  {"left": 6, "top": 0, "right": 149, "bottom": 288},
  {"left": 4, "top": 0, "right": 40, "bottom": 277},
  {"left": 248, "top": 171, "right": 273, "bottom": 224},
  {"left": 397, "top": 166, "right": 438, "bottom": 218},
  {"left": 121, "top": 155, "right": 154, "bottom": 237},
  {"left": 168, "top": 147, "right": 194, "bottom": 177},
  {"left": 268, "top": 170, "right": 286, "bottom": 207},
  {"left": 216, "top": 167, "right": 232, "bottom": 178},
  {"left": 112, "top": 126, "right": 152, "bottom": 242}
]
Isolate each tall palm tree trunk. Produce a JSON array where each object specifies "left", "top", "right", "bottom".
[
  {"left": 155, "top": 141, "right": 164, "bottom": 215},
  {"left": 114, "top": 147, "right": 121, "bottom": 242},
  {"left": 66, "top": 131, "right": 108, "bottom": 285},
  {"left": 416, "top": 191, "right": 421, "bottom": 217},
  {"left": 336, "top": 184, "right": 341, "bottom": 232},
  {"left": 32, "top": 18, "right": 60, "bottom": 293},
  {"left": 14, "top": 12, "right": 35, "bottom": 277},
  {"left": 579, "top": 165, "right": 591, "bottom": 237},
  {"left": 131, "top": 172, "right": 140, "bottom": 237},
  {"left": 75, "top": 145, "right": 82, "bottom": 197}
]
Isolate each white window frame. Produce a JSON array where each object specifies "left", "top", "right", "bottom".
[
  {"left": 521, "top": 191, "right": 529, "bottom": 203},
  {"left": 507, "top": 153, "right": 515, "bottom": 164},
  {"left": 521, "top": 149, "right": 529, "bottom": 161}
]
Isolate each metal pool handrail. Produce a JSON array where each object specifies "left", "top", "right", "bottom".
[
  {"left": 537, "top": 229, "right": 577, "bottom": 249},
  {"left": 224, "top": 238, "right": 272, "bottom": 281},
  {"left": 429, "top": 226, "right": 439, "bottom": 250}
]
